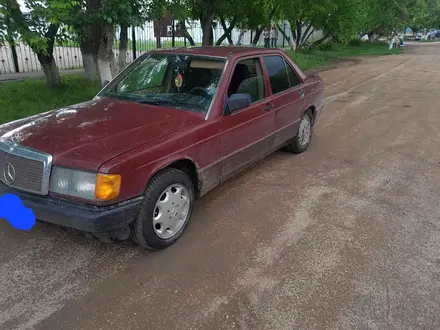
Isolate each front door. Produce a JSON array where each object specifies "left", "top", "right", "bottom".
[
  {"left": 262, "top": 55, "right": 305, "bottom": 148},
  {"left": 218, "top": 57, "right": 275, "bottom": 180}
]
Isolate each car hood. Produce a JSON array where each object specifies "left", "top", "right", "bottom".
[{"left": 0, "top": 97, "right": 205, "bottom": 171}]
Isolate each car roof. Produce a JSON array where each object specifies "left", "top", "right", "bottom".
[{"left": 151, "top": 46, "right": 284, "bottom": 58}]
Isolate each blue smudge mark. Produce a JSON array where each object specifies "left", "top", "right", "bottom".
[{"left": 0, "top": 194, "right": 36, "bottom": 230}]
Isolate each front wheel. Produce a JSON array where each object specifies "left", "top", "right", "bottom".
[
  {"left": 131, "top": 168, "right": 195, "bottom": 250},
  {"left": 285, "top": 110, "right": 313, "bottom": 154}
]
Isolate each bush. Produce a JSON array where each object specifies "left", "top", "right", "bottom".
[
  {"left": 315, "top": 42, "right": 334, "bottom": 51},
  {"left": 298, "top": 41, "right": 312, "bottom": 52},
  {"left": 347, "top": 39, "right": 361, "bottom": 46}
]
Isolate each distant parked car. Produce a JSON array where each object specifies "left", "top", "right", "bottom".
[
  {"left": 436, "top": 29, "right": 440, "bottom": 38},
  {"left": 415, "top": 28, "right": 437, "bottom": 40},
  {"left": 427, "top": 29, "right": 437, "bottom": 39}
]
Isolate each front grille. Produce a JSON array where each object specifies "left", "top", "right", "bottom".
[{"left": 0, "top": 141, "right": 53, "bottom": 195}]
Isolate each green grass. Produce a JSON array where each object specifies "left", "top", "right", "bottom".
[
  {"left": 289, "top": 42, "right": 401, "bottom": 71},
  {"left": 0, "top": 42, "right": 401, "bottom": 125},
  {"left": 0, "top": 76, "right": 101, "bottom": 124}
]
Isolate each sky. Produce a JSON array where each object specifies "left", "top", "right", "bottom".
[{"left": 18, "top": 0, "right": 27, "bottom": 12}]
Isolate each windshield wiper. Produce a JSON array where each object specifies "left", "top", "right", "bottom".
[
  {"left": 134, "top": 98, "right": 178, "bottom": 106},
  {"left": 133, "top": 97, "right": 205, "bottom": 112}
]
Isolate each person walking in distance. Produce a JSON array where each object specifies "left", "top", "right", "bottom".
[
  {"left": 263, "top": 28, "right": 270, "bottom": 48},
  {"left": 270, "top": 24, "right": 278, "bottom": 48}
]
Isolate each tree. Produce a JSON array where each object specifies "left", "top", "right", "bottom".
[
  {"left": 170, "top": 0, "right": 271, "bottom": 46},
  {"left": 214, "top": 0, "right": 276, "bottom": 46},
  {"left": 0, "top": 10, "right": 19, "bottom": 72},
  {"left": 358, "top": 0, "right": 421, "bottom": 40},
  {"left": 181, "top": 0, "right": 216, "bottom": 45},
  {"left": 64, "top": 0, "right": 148, "bottom": 85},
  {"left": 4, "top": 14, "right": 20, "bottom": 72},
  {"left": 0, "top": 10, "right": 6, "bottom": 43},
  {"left": 408, "top": 0, "right": 440, "bottom": 30},
  {"left": 234, "top": 0, "right": 279, "bottom": 46},
  {"left": 216, "top": 15, "right": 237, "bottom": 45},
  {"left": 158, "top": 0, "right": 197, "bottom": 46},
  {"left": 1, "top": 0, "right": 74, "bottom": 88},
  {"left": 278, "top": 0, "right": 369, "bottom": 50}
]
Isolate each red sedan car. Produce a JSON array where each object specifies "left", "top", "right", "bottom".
[{"left": 0, "top": 47, "right": 324, "bottom": 249}]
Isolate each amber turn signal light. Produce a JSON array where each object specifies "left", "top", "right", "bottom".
[{"left": 95, "top": 173, "right": 122, "bottom": 201}]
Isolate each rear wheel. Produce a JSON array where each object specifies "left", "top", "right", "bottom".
[
  {"left": 131, "top": 168, "right": 195, "bottom": 250},
  {"left": 285, "top": 110, "right": 313, "bottom": 154}
]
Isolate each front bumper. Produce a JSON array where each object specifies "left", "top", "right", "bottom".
[{"left": 0, "top": 184, "right": 142, "bottom": 232}]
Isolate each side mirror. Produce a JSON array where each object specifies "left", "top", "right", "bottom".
[{"left": 225, "top": 93, "right": 251, "bottom": 114}]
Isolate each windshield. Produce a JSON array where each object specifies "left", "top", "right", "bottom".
[{"left": 101, "top": 54, "right": 226, "bottom": 114}]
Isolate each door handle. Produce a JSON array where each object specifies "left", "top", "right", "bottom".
[
  {"left": 299, "top": 89, "right": 305, "bottom": 98},
  {"left": 264, "top": 103, "right": 274, "bottom": 111}
]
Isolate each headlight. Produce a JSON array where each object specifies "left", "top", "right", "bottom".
[{"left": 49, "top": 167, "right": 121, "bottom": 201}]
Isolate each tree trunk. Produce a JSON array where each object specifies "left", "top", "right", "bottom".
[
  {"left": 288, "top": 20, "right": 298, "bottom": 50},
  {"left": 79, "top": 23, "right": 101, "bottom": 80},
  {"left": 7, "top": 36, "right": 19, "bottom": 73},
  {"left": 200, "top": 5, "right": 216, "bottom": 46},
  {"left": 98, "top": 24, "right": 117, "bottom": 86},
  {"left": 295, "top": 21, "right": 303, "bottom": 49},
  {"left": 310, "top": 31, "right": 332, "bottom": 47},
  {"left": 216, "top": 17, "right": 236, "bottom": 45},
  {"left": 35, "top": 23, "right": 61, "bottom": 88},
  {"left": 5, "top": 15, "right": 19, "bottom": 73},
  {"left": 179, "top": 20, "right": 196, "bottom": 46},
  {"left": 38, "top": 55, "right": 61, "bottom": 88},
  {"left": 236, "top": 29, "right": 246, "bottom": 45},
  {"left": 118, "top": 24, "right": 128, "bottom": 70},
  {"left": 252, "top": 26, "right": 264, "bottom": 45},
  {"left": 82, "top": 52, "right": 100, "bottom": 80},
  {"left": 300, "top": 23, "right": 315, "bottom": 45},
  {"left": 252, "top": 5, "right": 277, "bottom": 46},
  {"left": 367, "top": 26, "right": 382, "bottom": 42},
  {"left": 289, "top": 20, "right": 315, "bottom": 50},
  {"left": 276, "top": 23, "right": 293, "bottom": 48}
]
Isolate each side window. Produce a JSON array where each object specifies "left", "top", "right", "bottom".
[
  {"left": 227, "top": 58, "right": 266, "bottom": 103},
  {"left": 263, "top": 56, "right": 290, "bottom": 94},
  {"left": 285, "top": 60, "right": 301, "bottom": 88}
]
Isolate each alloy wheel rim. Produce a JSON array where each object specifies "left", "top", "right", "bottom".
[
  {"left": 299, "top": 116, "right": 311, "bottom": 146},
  {"left": 153, "top": 184, "right": 190, "bottom": 239}
]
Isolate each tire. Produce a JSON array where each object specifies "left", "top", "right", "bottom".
[
  {"left": 285, "top": 110, "right": 313, "bottom": 154},
  {"left": 131, "top": 168, "right": 195, "bottom": 250}
]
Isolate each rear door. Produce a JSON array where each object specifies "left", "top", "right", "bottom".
[
  {"left": 218, "top": 56, "right": 275, "bottom": 180},
  {"left": 262, "top": 55, "right": 305, "bottom": 148}
]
